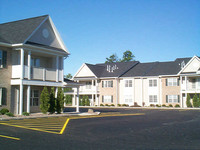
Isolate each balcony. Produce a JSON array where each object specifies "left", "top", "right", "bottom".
[
  {"left": 181, "top": 77, "right": 200, "bottom": 92},
  {"left": 12, "top": 65, "right": 63, "bottom": 82}
]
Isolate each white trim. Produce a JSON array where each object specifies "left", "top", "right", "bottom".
[
  {"left": 23, "top": 16, "right": 49, "bottom": 44},
  {"left": 0, "top": 88, "right": 2, "bottom": 106},
  {"left": 178, "top": 56, "right": 200, "bottom": 75},
  {"left": 73, "top": 63, "right": 97, "bottom": 79},
  {"left": 48, "top": 16, "right": 69, "bottom": 53},
  {"left": 27, "top": 85, "right": 31, "bottom": 113}
]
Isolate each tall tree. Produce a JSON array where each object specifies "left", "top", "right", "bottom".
[
  {"left": 186, "top": 94, "right": 192, "bottom": 108},
  {"left": 49, "top": 87, "right": 56, "bottom": 114},
  {"left": 120, "top": 50, "right": 135, "bottom": 62},
  {"left": 40, "top": 87, "right": 50, "bottom": 114},
  {"left": 56, "top": 87, "right": 64, "bottom": 114},
  {"left": 64, "top": 73, "right": 72, "bottom": 79},
  {"left": 105, "top": 53, "right": 119, "bottom": 63},
  {"left": 193, "top": 93, "right": 198, "bottom": 107}
]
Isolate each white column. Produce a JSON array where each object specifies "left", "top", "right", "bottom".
[
  {"left": 76, "top": 87, "right": 80, "bottom": 112},
  {"left": 92, "top": 80, "right": 94, "bottom": 90},
  {"left": 92, "top": 94, "right": 94, "bottom": 106},
  {"left": 73, "top": 90, "right": 76, "bottom": 106},
  {"left": 16, "top": 89, "right": 19, "bottom": 115},
  {"left": 95, "top": 80, "right": 98, "bottom": 106},
  {"left": 28, "top": 51, "right": 31, "bottom": 80},
  {"left": 61, "top": 57, "right": 64, "bottom": 82},
  {"left": 19, "top": 84, "right": 23, "bottom": 115},
  {"left": 56, "top": 56, "right": 59, "bottom": 82},
  {"left": 20, "top": 48, "right": 24, "bottom": 79},
  {"left": 27, "top": 85, "right": 31, "bottom": 113},
  {"left": 116, "top": 79, "right": 119, "bottom": 106},
  {"left": 141, "top": 78, "right": 143, "bottom": 106},
  {"left": 185, "top": 76, "right": 187, "bottom": 90}
]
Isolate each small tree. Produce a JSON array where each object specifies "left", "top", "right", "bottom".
[
  {"left": 56, "top": 87, "right": 64, "bottom": 114},
  {"left": 186, "top": 94, "right": 192, "bottom": 108},
  {"left": 105, "top": 53, "right": 119, "bottom": 63},
  {"left": 40, "top": 87, "right": 50, "bottom": 114},
  {"left": 49, "top": 87, "right": 56, "bottom": 114},
  {"left": 193, "top": 93, "right": 198, "bottom": 107},
  {"left": 82, "top": 96, "right": 86, "bottom": 106},
  {"left": 85, "top": 96, "right": 90, "bottom": 106}
]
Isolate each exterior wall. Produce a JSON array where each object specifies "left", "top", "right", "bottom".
[
  {"left": 99, "top": 79, "right": 117, "bottom": 105},
  {"left": 76, "top": 65, "right": 96, "bottom": 77},
  {"left": 182, "top": 57, "right": 200, "bottom": 73},
  {"left": 0, "top": 46, "right": 12, "bottom": 112},
  {"left": 161, "top": 77, "right": 181, "bottom": 106}
]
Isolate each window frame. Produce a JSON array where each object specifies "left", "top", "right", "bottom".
[
  {"left": 125, "top": 80, "right": 132, "bottom": 87},
  {"left": 166, "top": 78, "right": 178, "bottom": 86},
  {"left": 30, "top": 90, "right": 39, "bottom": 106},
  {"left": 149, "top": 95, "right": 157, "bottom": 103},
  {"left": 166, "top": 95, "right": 179, "bottom": 103},
  {"left": 102, "top": 81, "right": 113, "bottom": 88},
  {"left": 102, "top": 95, "right": 113, "bottom": 103},
  {"left": 86, "top": 81, "right": 92, "bottom": 89},
  {"left": 149, "top": 79, "right": 157, "bottom": 87},
  {"left": 124, "top": 95, "right": 133, "bottom": 103}
]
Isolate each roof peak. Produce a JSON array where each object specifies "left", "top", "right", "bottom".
[{"left": 0, "top": 15, "right": 49, "bottom": 25}]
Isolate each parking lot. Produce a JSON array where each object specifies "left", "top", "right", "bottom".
[{"left": 1, "top": 108, "right": 200, "bottom": 150}]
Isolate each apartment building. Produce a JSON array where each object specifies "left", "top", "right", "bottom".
[
  {"left": 0, "top": 15, "right": 69, "bottom": 114},
  {"left": 66, "top": 56, "right": 200, "bottom": 108}
]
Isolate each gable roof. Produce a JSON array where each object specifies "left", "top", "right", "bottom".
[
  {"left": 0, "top": 15, "right": 48, "bottom": 44},
  {"left": 121, "top": 57, "right": 192, "bottom": 77},
  {"left": 83, "top": 61, "right": 139, "bottom": 78}
]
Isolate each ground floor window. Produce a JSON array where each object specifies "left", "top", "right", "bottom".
[
  {"left": 149, "top": 95, "right": 157, "bottom": 103},
  {"left": 166, "top": 95, "right": 179, "bottom": 103},
  {"left": 124, "top": 95, "right": 132, "bottom": 103},
  {"left": 30, "top": 90, "right": 39, "bottom": 106},
  {"left": 102, "top": 95, "right": 113, "bottom": 103},
  {"left": 0, "top": 87, "right": 6, "bottom": 105}
]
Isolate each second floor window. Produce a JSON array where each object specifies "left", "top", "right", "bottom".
[
  {"left": 166, "top": 78, "right": 179, "bottom": 86},
  {"left": 125, "top": 80, "right": 132, "bottom": 87},
  {"left": 0, "top": 50, "right": 7, "bottom": 68},
  {"left": 102, "top": 81, "right": 113, "bottom": 88},
  {"left": 86, "top": 82, "right": 92, "bottom": 89},
  {"left": 149, "top": 95, "right": 157, "bottom": 103},
  {"left": 149, "top": 79, "right": 157, "bottom": 87}
]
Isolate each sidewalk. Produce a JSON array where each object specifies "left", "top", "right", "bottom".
[{"left": 0, "top": 111, "right": 100, "bottom": 121}]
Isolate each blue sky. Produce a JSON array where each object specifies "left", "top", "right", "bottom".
[{"left": 0, "top": 0, "right": 200, "bottom": 75}]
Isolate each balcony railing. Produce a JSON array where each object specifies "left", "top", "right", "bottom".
[{"left": 12, "top": 65, "right": 63, "bottom": 82}]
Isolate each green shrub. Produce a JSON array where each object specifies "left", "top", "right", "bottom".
[
  {"left": 85, "top": 96, "right": 90, "bottom": 106},
  {"left": 168, "top": 104, "right": 173, "bottom": 107},
  {"left": 186, "top": 94, "right": 192, "bottom": 107},
  {"left": 5, "top": 112, "right": 14, "bottom": 117},
  {"left": 156, "top": 104, "right": 161, "bottom": 107},
  {"left": 122, "top": 104, "right": 128, "bottom": 107},
  {"left": 56, "top": 87, "right": 64, "bottom": 114},
  {"left": 105, "top": 104, "right": 109, "bottom": 106},
  {"left": 117, "top": 104, "right": 121, "bottom": 107},
  {"left": 22, "top": 112, "right": 30, "bottom": 116},
  {"left": 150, "top": 104, "right": 155, "bottom": 107},
  {"left": 100, "top": 104, "right": 104, "bottom": 106},
  {"left": 175, "top": 104, "right": 180, "bottom": 107},
  {"left": 162, "top": 104, "right": 166, "bottom": 107},
  {"left": 49, "top": 87, "right": 56, "bottom": 114},
  {"left": 111, "top": 104, "right": 115, "bottom": 106},
  {"left": 0, "top": 108, "right": 9, "bottom": 115},
  {"left": 40, "top": 87, "right": 50, "bottom": 114},
  {"left": 193, "top": 93, "right": 199, "bottom": 107},
  {"left": 95, "top": 105, "right": 97, "bottom": 107}
]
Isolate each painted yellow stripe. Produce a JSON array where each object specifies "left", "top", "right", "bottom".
[
  {"left": 0, "top": 123, "right": 60, "bottom": 135},
  {"left": 59, "top": 118, "right": 70, "bottom": 134},
  {"left": 0, "top": 134, "right": 20, "bottom": 140}
]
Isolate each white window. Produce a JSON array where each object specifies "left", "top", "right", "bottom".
[
  {"left": 124, "top": 95, "right": 132, "bottom": 103},
  {"left": 149, "top": 79, "right": 157, "bottom": 87},
  {"left": 167, "top": 78, "right": 178, "bottom": 86},
  {"left": 0, "top": 88, "right": 2, "bottom": 105},
  {"left": 102, "top": 81, "right": 113, "bottom": 88},
  {"left": 102, "top": 95, "right": 113, "bottom": 103},
  {"left": 125, "top": 80, "right": 132, "bottom": 87},
  {"left": 86, "top": 81, "right": 92, "bottom": 89},
  {"left": 0, "top": 50, "right": 2, "bottom": 68},
  {"left": 30, "top": 90, "right": 39, "bottom": 106},
  {"left": 149, "top": 95, "right": 157, "bottom": 103},
  {"left": 167, "top": 95, "right": 179, "bottom": 103}
]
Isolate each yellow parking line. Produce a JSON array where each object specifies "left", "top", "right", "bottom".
[
  {"left": 0, "top": 134, "right": 20, "bottom": 141},
  {"left": 60, "top": 118, "right": 70, "bottom": 134}
]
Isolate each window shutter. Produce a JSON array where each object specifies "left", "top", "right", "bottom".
[
  {"left": 166, "top": 79, "right": 168, "bottom": 86},
  {"left": 3, "top": 51, "right": 7, "bottom": 68},
  {"left": 102, "top": 96, "right": 104, "bottom": 103},
  {"left": 102, "top": 81, "right": 104, "bottom": 88},
  {"left": 178, "top": 95, "right": 180, "bottom": 103},
  {"left": 111, "top": 81, "right": 113, "bottom": 87},
  {"left": 177, "top": 78, "right": 180, "bottom": 86},
  {"left": 111, "top": 96, "right": 113, "bottom": 103},
  {"left": 2, "top": 88, "right": 7, "bottom": 105},
  {"left": 166, "top": 95, "right": 168, "bottom": 103}
]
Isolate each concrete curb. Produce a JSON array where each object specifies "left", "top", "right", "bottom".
[{"left": 0, "top": 112, "right": 100, "bottom": 121}]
